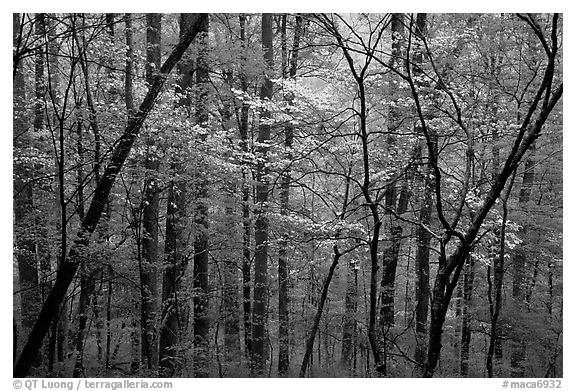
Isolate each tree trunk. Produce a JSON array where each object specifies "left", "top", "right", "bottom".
[
  {"left": 459, "top": 256, "right": 475, "bottom": 377},
  {"left": 130, "top": 316, "right": 140, "bottom": 374},
  {"left": 72, "top": 15, "right": 105, "bottom": 376},
  {"left": 158, "top": 13, "right": 195, "bottom": 377},
  {"left": 251, "top": 13, "right": 274, "bottom": 376},
  {"left": 138, "top": 14, "right": 162, "bottom": 373},
  {"left": 192, "top": 14, "right": 210, "bottom": 378},
  {"left": 13, "top": 13, "right": 40, "bottom": 364},
  {"left": 301, "top": 171, "right": 352, "bottom": 377},
  {"left": 277, "top": 13, "right": 303, "bottom": 377},
  {"left": 73, "top": 272, "right": 91, "bottom": 377},
  {"left": 72, "top": 111, "right": 89, "bottom": 377},
  {"left": 300, "top": 249, "right": 341, "bottom": 377},
  {"left": 221, "top": 70, "right": 241, "bottom": 367},
  {"left": 379, "top": 223, "right": 402, "bottom": 375},
  {"left": 13, "top": 14, "right": 208, "bottom": 378},
  {"left": 511, "top": 147, "right": 535, "bottom": 377},
  {"left": 222, "top": 196, "right": 241, "bottom": 365},
  {"left": 277, "top": 15, "right": 290, "bottom": 376},
  {"left": 159, "top": 176, "right": 188, "bottom": 376},
  {"left": 238, "top": 14, "right": 253, "bottom": 364},
  {"left": 379, "top": 13, "right": 405, "bottom": 334},
  {"left": 124, "top": 15, "right": 140, "bottom": 375},
  {"left": 414, "top": 161, "right": 432, "bottom": 374},
  {"left": 380, "top": 226, "right": 402, "bottom": 326},
  {"left": 34, "top": 15, "right": 52, "bottom": 327},
  {"left": 486, "top": 169, "right": 514, "bottom": 378},
  {"left": 342, "top": 259, "right": 358, "bottom": 373}
]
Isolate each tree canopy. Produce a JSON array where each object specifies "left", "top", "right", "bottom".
[{"left": 13, "top": 13, "right": 562, "bottom": 378}]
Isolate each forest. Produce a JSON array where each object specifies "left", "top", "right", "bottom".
[{"left": 12, "top": 13, "right": 562, "bottom": 378}]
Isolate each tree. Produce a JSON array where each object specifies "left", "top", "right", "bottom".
[
  {"left": 13, "top": 13, "right": 562, "bottom": 379},
  {"left": 14, "top": 14, "right": 209, "bottom": 377},
  {"left": 13, "top": 13, "right": 40, "bottom": 364},
  {"left": 238, "top": 14, "right": 253, "bottom": 363},
  {"left": 277, "top": 13, "right": 303, "bottom": 376},
  {"left": 158, "top": 13, "right": 196, "bottom": 377},
  {"left": 251, "top": 12, "right": 274, "bottom": 375},
  {"left": 412, "top": 13, "right": 431, "bottom": 375},
  {"left": 191, "top": 13, "right": 211, "bottom": 378}
]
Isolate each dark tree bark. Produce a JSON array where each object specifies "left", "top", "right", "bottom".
[
  {"left": 277, "top": 13, "right": 303, "bottom": 377},
  {"left": 459, "top": 256, "right": 475, "bottom": 377},
  {"left": 125, "top": 15, "right": 139, "bottom": 375},
  {"left": 380, "top": 226, "right": 402, "bottom": 325},
  {"left": 414, "top": 158, "right": 432, "bottom": 374},
  {"left": 222, "top": 198, "right": 241, "bottom": 365},
  {"left": 487, "top": 174, "right": 514, "bottom": 377},
  {"left": 192, "top": 14, "right": 210, "bottom": 378},
  {"left": 33, "top": 15, "right": 52, "bottom": 315},
  {"left": 410, "top": 14, "right": 433, "bottom": 376},
  {"left": 342, "top": 258, "right": 359, "bottom": 373},
  {"left": 105, "top": 14, "right": 114, "bottom": 35},
  {"left": 251, "top": 13, "right": 274, "bottom": 376},
  {"left": 13, "top": 14, "right": 209, "bottom": 378},
  {"left": 138, "top": 13, "right": 162, "bottom": 372},
  {"left": 220, "top": 71, "right": 242, "bottom": 366},
  {"left": 13, "top": 13, "right": 40, "bottom": 364},
  {"left": 158, "top": 175, "right": 188, "bottom": 376},
  {"left": 238, "top": 14, "right": 253, "bottom": 364},
  {"left": 47, "top": 14, "right": 69, "bottom": 372},
  {"left": 33, "top": 14, "right": 46, "bottom": 135},
  {"left": 72, "top": 106, "right": 89, "bottom": 378},
  {"left": 510, "top": 147, "right": 536, "bottom": 377},
  {"left": 341, "top": 167, "right": 358, "bottom": 376},
  {"left": 124, "top": 14, "right": 135, "bottom": 116},
  {"left": 278, "top": 15, "right": 290, "bottom": 376},
  {"left": 101, "top": 14, "right": 114, "bottom": 373},
  {"left": 158, "top": 13, "right": 195, "bottom": 377},
  {"left": 380, "top": 14, "right": 405, "bottom": 337}
]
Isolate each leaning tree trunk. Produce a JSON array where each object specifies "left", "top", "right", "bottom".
[
  {"left": 300, "top": 172, "right": 352, "bottom": 377},
  {"left": 13, "top": 14, "right": 209, "bottom": 378},
  {"left": 421, "top": 14, "right": 561, "bottom": 378},
  {"left": 299, "top": 249, "right": 342, "bottom": 377}
]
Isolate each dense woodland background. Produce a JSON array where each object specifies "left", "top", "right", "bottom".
[{"left": 13, "top": 13, "right": 562, "bottom": 378}]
